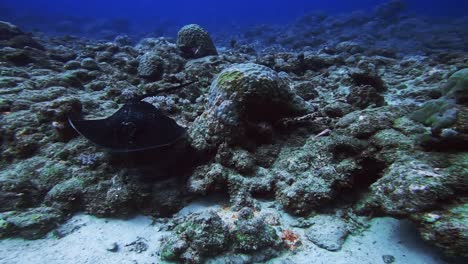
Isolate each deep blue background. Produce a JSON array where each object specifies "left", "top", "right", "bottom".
[{"left": 1, "top": 0, "right": 467, "bottom": 36}]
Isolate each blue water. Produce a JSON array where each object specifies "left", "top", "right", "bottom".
[{"left": 1, "top": 0, "right": 467, "bottom": 37}]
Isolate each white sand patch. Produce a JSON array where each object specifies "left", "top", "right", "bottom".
[
  {"left": 0, "top": 214, "right": 451, "bottom": 264},
  {"left": 0, "top": 214, "right": 167, "bottom": 264},
  {"left": 274, "top": 217, "right": 449, "bottom": 264}
]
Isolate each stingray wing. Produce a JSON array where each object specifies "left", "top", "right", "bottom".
[{"left": 68, "top": 101, "right": 186, "bottom": 152}]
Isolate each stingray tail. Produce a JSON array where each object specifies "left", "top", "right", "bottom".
[{"left": 134, "top": 80, "right": 198, "bottom": 101}]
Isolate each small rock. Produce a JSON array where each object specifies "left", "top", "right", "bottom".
[
  {"left": 64, "top": 60, "right": 81, "bottom": 70},
  {"left": 81, "top": 58, "right": 100, "bottom": 71},
  {"left": 305, "top": 215, "right": 349, "bottom": 251},
  {"left": 382, "top": 254, "right": 395, "bottom": 263},
  {"left": 125, "top": 237, "right": 148, "bottom": 253},
  {"left": 347, "top": 85, "right": 385, "bottom": 109},
  {"left": 106, "top": 242, "right": 119, "bottom": 252},
  {"left": 349, "top": 72, "right": 387, "bottom": 92}
]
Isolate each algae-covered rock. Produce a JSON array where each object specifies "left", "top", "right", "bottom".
[
  {"left": 444, "top": 68, "right": 468, "bottom": 104},
  {"left": 187, "top": 163, "right": 228, "bottom": 195},
  {"left": 409, "top": 90, "right": 468, "bottom": 150},
  {"left": 177, "top": 24, "right": 218, "bottom": 59},
  {"left": 82, "top": 176, "right": 137, "bottom": 217},
  {"left": 323, "top": 101, "right": 354, "bottom": 118},
  {"left": 276, "top": 172, "right": 334, "bottom": 215},
  {"left": 149, "top": 178, "right": 192, "bottom": 217},
  {"left": 336, "top": 106, "right": 402, "bottom": 139},
  {"left": 160, "top": 210, "right": 229, "bottom": 263},
  {"left": 215, "top": 145, "right": 256, "bottom": 175},
  {"left": 410, "top": 99, "right": 457, "bottom": 132},
  {"left": 409, "top": 68, "right": 468, "bottom": 146},
  {"left": 160, "top": 208, "right": 282, "bottom": 263},
  {"left": 189, "top": 63, "right": 311, "bottom": 152},
  {"left": 413, "top": 202, "right": 468, "bottom": 258},
  {"left": 0, "top": 206, "right": 64, "bottom": 239},
  {"left": 346, "top": 84, "right": 385, "bottom": 109},
  {"left": 349, "top": 71, "right": 387, "bottom": 92},
  {"left": 293, "top": 81, "right": 319, "bottom": 100},
  {"left": 33, "top": 96, "right": 82, "bottom": 123},
  {"left": 80, "top": 58, "right": 100, "bottom": 71},
  {"left": 44, "top": 177, "right": 85, "bottom": 212},
  {"left": 0, "top": 178, "right": 43, "bottom": 212},
  {"left": 363, "top": 154, "right": 458, "bottom": 216},
  {"left": 272, "top": 134, "right": 363, "bottom": 215},
  {"left": 231, "top": 208, "right": 281, "bottom": 253},
  {"left": 370, "top": 129, "right": 414, "bottom": 150}
]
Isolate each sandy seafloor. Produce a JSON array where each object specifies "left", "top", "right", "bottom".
[{"left": 0, "top": 200, "right": 452, "bottom": 264}]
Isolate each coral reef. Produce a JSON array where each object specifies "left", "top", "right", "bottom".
[{"left": 0, "top": 4, "right": 467, "bottom": 261}]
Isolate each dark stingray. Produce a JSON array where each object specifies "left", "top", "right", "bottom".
[{"left": 68, "top": 82, "right": 195, "bottom": 152}]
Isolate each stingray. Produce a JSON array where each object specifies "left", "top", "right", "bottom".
[{"left": 68, "top": 82, "right": 195, "bottom": 152}]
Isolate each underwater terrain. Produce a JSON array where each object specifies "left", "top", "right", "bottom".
[{"left": 0, "top": 0, "right": 467, "bottom": 263}]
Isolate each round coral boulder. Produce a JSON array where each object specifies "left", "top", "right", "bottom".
[
  {"left": 189, "top": 63, "right": 311, "bottom": 152},
  {"left": 177, "top": 24, "right": 217, "bottom": 59}
]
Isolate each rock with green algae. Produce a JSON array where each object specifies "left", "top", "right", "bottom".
[
  {"left": 148, "top": 178, "right": 193, "bottom": 218},
  {"left": 409, "top": 99, "right": 457, "bottom": 132},
  {"left": 409, "top": 100, "right": 468, "bottom": 151},
  {"left": 275, "top": 172, "right": 335, "bottom": 215},
  {"left": 412, "top": 202, "right": 468, "bottom": 258},
  {"left": 82, "top": 174, "right": 139, "bottom": 217},
  {"left": 189, "top": 63, "right": 311, "bottom": 152},
  {"left": 215, "top": 144, "right": 256, "bottom": 175},
  {"left": 159, "top": 208, "right": 282, "bottom": 263},
  {"left": 323, "top": 101, "right": 354, "bottom": 118},
  {"left": 160, "top": 210, "right": 229, "bottom": 263},
  {"left": 408, "top": 69, "right": 468, "bottom": 150},
  {"left": 0, "top": 177, "right": 43, "bottom": 212},
  {"left": 444, "top": 68, "right": 468, "bottom": 104},
  {"left": 188, "top": 131, "right": 370, "bottom": 216},
  {"left": 32, "top": 96, "right": 82, "bottom": 123},
  {"left": 184, "top": 55, "right": 230, "bottom": 87},
  {"left": 273, "top": 134, "right": 364, "bottom": 215},
  {"left": 177, "top": 24, "right": 218, "bottom": 59},
  {"left": 392, "top": 116, "right": 427, "bottom": 136},
  {"left": 35, "top": 161, "right": 71, "bottom": 190},
  {"left": 336, "top": 106, "right": 404, "bottom": 139},
  {"left": 346, "top": 84, "right": 385, "bottom": 109},
  {"left": 231, "top": 208, "right": 281, "bottom": 253},
  {"left": 357, "top": 153, "right": 462, "bottom": 216},
  {"left": 0, "top": 206, "right": 64, "bottom": 239},
  {"left": 370, "top": 129, "right": 414, "bottom": 150},
  {"left": 44, "top": 177, "right": 85, "bottom": 212},
  {"left": 187, "top": 163, "right": 228, "bottom": 195}
]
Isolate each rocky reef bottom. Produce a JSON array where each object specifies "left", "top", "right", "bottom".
[
  {"left": 0, "top": 198, "right": 461, "bottom": 264},
  {"left": 1, "top": 3, "right": 468, "bottom": 262}
]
